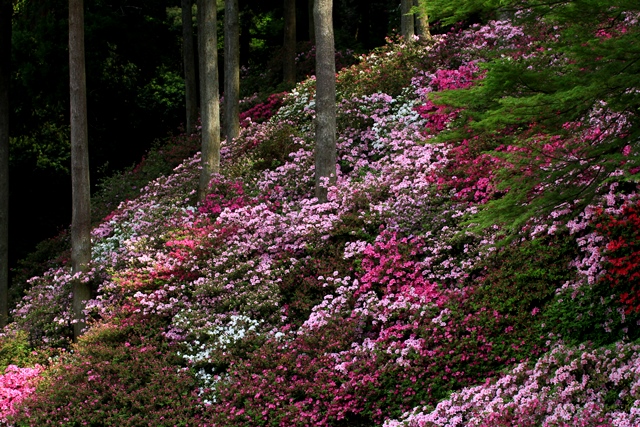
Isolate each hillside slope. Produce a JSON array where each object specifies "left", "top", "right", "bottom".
[{"left": 2, "top": 9, "right": 640, "bottom": 427}]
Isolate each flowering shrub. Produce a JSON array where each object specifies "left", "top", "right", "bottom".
[
  {"left": 595, "top": 201, "right": 640, "bottom": 314},
  {"left": 13, "top": 321, "right": 203, "bottom": 427},
  {"left": 384, "top": 341, "right": 640, "bottom": 427},
  {"left": 239, "top": 92, "right": 285, "bottom": 127},
  {"left": 10, "top": 266, "right": 106, "bottom": 347},
  {"left": 0, "top": 364, "right": 42, "bottom": 424}
]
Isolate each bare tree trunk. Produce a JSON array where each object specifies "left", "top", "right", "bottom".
[
  {"left": 414, "top": 0, "right": 431, "bottom": 40},
  {"left": 313, "top": 0, "right": 336, "bottom": 203},
  {"left": 283, "top": 0, "right": 296, "bottom": 86},
  {"left": 198, "top": 0, "right": 220, "bottom": 202},
  {"left": 224, "top": 0, "right": 240, "bottom": 143},
  {"left": 69, "top": 0, "right": 91, "bottom": 339},
  {"left": 401, "top": 0, "right": 415, "bottom": 40},
  {"left": 182, "top": 0, "right": 198, "bottom": 134},
  {"left": 308, "top": 0, "right": 315, "bottom": 43},
  {"left": 0, "top": 0, "right": 11, "bottom": 328}
]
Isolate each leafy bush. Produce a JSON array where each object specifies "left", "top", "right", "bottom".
[
  {"left": 0, "top": 331, "right": 38, "bottom": 374},
  {"left": 12, "top": 322, "right": 202, "bottom": 427}
]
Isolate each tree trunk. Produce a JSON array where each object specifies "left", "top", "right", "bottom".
[
  {"left": 308, "top": 0, "right": 315, "bottom": 43},
  {"left": 401, "top": 0, "right": 414, "bottom": 40},
  {"left": 313, "top": 0, "right": 336, "bottom": 203},
  {"left": 182, "top": 0, "right": 198, "bottom": 134},
  {"left": 224, "top": 0, "right": 240, "bottom": 143},
  {"left": 69, "top": 0, "right": 92, "bottom": 339},
  {"left": 198, "top": 0, "right": 220, "bottom": 202},
  {"left": 0, "top": 0, "right": 11, "bottom": 328},
  {"left": 283, "top": 0, "right": 296, "bottom": 86},
  {"left": 414, "top": 0, "right": 431, "bottom": 40}
]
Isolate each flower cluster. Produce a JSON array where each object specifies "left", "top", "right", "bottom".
[{"left": 0, "top": 364, "right": 42, "bottom": 424}]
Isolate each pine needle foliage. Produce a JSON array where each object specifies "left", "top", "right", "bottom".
[{"left": 429, "top": 0, "right": 640, "bottom": 236}]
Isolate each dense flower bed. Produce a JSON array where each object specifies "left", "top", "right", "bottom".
[{"left": 2, "top": 15, "right": 640, "bottom": 426}]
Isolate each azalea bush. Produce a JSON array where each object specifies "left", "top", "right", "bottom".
[
  {"left": 384, "top": 341, "right": 640, "bottom": 427},
  {"left": 12, "top": 321, "right": 202, "bottom": 427},
  {"left": 0, "top": 363, "right": 42, "bottom": 425}
]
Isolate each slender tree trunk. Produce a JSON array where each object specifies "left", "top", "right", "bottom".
[
  {"left": 0, "top": 0, "right": 11, "bottom": 328},
  {"left": 283, "top": 0, "right": 296, "bottom": 86},
  {"left": 239, "top": 7, "right": 252, "bottom": 67},
  {"left": 224, "top": 0, "right": 240, "bottom": 143},
  {"left": 308, "top": 0, "right": 315, "bottom": 43},
  {"left": 198, "top": 0, "right": 220, "bottom": 202},
  {"left": 182, "top": 0, "right": 198, "bottom": 134},
  {"left": 313, "top": 0, "right": 336, "bottom": 203},
  {"left": 69, "top": 0, "right": 91, "bottom": 339},
  {"left": 401, "top": 0, "right": 414, "bottom": 40},
  {"left": 414, "top": 0, "right": 431, "bottom": 40}
]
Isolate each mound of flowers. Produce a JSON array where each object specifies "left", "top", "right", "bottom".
[{"left": 3, "top": 10, "right": 640, "bottom": 426}]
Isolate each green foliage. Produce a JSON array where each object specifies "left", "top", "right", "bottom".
[
  {"left": 138, "top": 66, "right": 186, "bottom": 123},
  {"left": 337, "top": 38, "right": 433, "bottom": 99},
  {"left": 544, "top": 279, "right": 640, "bottom": 347},
  {"left": 9, "top": 127, "right": 70, "bottom": 174},
  {"left": 252, "top": 124, "right": 302, "bottom": 171},
  {"left": 12, "top": 321, "right": 202, "bottom": 427},
  {"left": 424, "top": 0, "right": 508, "bottom": 25},
  {"left": 0, "top": 331, "right": 36, "bottom": 374},
  {"left": 437, "top": 0, "right": 640, "bottom": 237},
  {"left": 472, "top": 233, "right": 578, "bottom": 346},
  {"left": 277, "top": 245, "right": 354, "bottom": 327},
  {"left": 479, "top": 233, "right": 571, "bottom": 300}
]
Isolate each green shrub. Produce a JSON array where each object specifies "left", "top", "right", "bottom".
[{"left": 12, "top": 321, "right": 203, "bottom": 427}]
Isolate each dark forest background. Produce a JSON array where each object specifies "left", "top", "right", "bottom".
[{"left": 7, "top": 0, "right": 407, "bottom": 276}]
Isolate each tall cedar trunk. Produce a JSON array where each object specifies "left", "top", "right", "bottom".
[
  {"left": 69, "top": 0, "right": 92, "bottom": 339},
  {"left": 198, "top": 0, "right": 220, "bottom": 202},
  {"left": 0, "top": 0, "right": 10, "bottom": 328},
  {"left": 313, "top": 0, "right": 336, "bottom": 203},
  {"left": 182, "top": 0, "right": 198, "bottom": 134},
  {"left": 308, "top": 0, "right": 315, "bottom": 42},
  {"left": 224, "top": 0, "right": 240, "bottom": 142},
  {"left": 283, "top": 0, "right": 296, "bottom": 86},
  {"left": 401, "top": 0, "right": 414, "bottom": 40},
  {"left": 414, "top": 0, "right": 431, "bottom": 40}
]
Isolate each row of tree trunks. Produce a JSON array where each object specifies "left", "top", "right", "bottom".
[
  {"left": 1, "top": 0, "right": 430, "bottom": 337},
  {"left": 0, "top": 0, "right": 11, "bottom": 328},
  {"left": 69, "top": 0, "right": 92, "bottom": 339}
]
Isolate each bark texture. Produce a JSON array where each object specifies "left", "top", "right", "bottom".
[
  {"left": 414, "top": 0, "right": 432, "bottom": 40},
  {"left": 69, "top": 0, "right": 92, "bottom": 339},
  {"left": 198, "top": 0, "right": 220, "bottom": 202},
  {"left": 313, "top": 0, "right": 336, "bottom": 203},
  {"left": 401, "top": 0, "right": 415, "bottom": 40},
  {"left": 283, "top": 0, "right": 296, "bottom": 86},
  {"left": 224, "top": 0, "right": 240, "bottom": 143},
  {"left": 0, "top": 0, "right": 10, "bottom": 328},
  {"left": 182, "top": 0, "right": 198, "bottom": 134}
]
